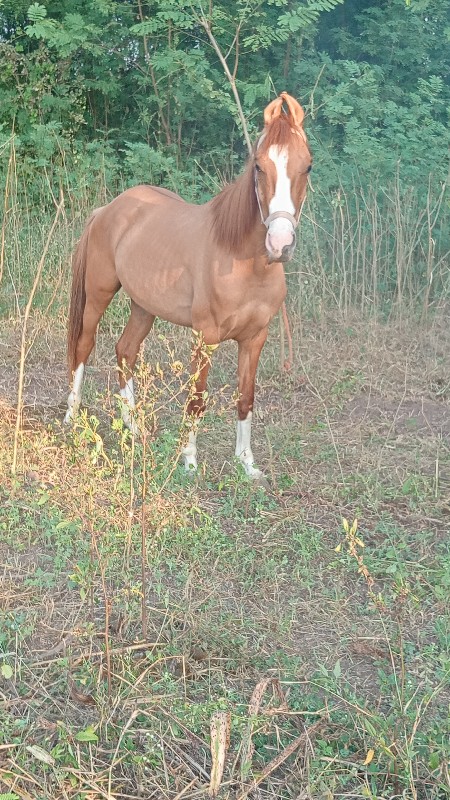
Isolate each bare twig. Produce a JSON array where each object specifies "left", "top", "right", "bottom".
[
  {"left": 0, "top": 134, "right": 16, "bottom": 287},
  {"left": 11, "top": 191, "right": 64, "bottom": 475},
  {"left": 137, "top": 0, "right": 172, "bottom": 145},
  {"left": 237, "top": 720, "right": 325, "bottom": 800},
  {"left": 196, "top": 13, "right": 252, "bottom": 155}
]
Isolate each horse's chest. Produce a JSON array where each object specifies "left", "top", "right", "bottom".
[
  {"left": 193, "top": 268, "right": 286, "bottom": 343},
  {"left": 233, "top": 296, "right": 274, "bottom": 328}
]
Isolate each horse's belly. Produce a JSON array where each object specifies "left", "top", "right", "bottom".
[
  {"left": 118, "top": 266, "right": 194, "bottom": 327},
  {"left": 113, "top": 202, "right": 198, "bottom": 327}
]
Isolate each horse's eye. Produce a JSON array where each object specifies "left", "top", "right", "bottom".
[
  {"left": 306, "top": 164, "right": 312, "bottom": 174},
  {"left": 255, "top": 163, "right": 263, "bottom": 174}
]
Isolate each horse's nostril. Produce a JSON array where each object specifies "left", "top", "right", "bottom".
[{"left": 282, "top": 236, "right": 296, "bottom": 258}]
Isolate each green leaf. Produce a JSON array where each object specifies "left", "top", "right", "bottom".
[
  {"left": 55, "top": 519, "right": 73, "bottom": 530},
  {"left": 428, "top": 751, "right": 440, "bottom": 770},
  {"left": 37, "top": 491, "right": 49, "bottom": 505},
  {"left": 75, "top": 726, "right": 98, "bottom": 743},
  {"left": 333, "top": 660, "right": 341, "bottom": 679},
  {"left": 1, "top": 663, "right": 13, "bottom": 679},
  {"left": 27, "top": 3, "right": 47, "bottom": 22}
]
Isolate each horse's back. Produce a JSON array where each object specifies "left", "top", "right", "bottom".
[
  {"left": 89, "top": 184, "right": 190, "bottom": 247},
  {"left": 86, "top": 184, "right": 190, "bottom": 255},
  {"left": 119, "top": 184, "right": 186, "bottom": 206}
]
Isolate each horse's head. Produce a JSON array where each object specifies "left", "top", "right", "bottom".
[{"left": 255, "top": 92, "right": 311, "bottom": 263}]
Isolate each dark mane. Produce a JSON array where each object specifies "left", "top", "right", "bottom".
[
  {"left": 210, "top": 159, "right": 258, "bottom": 253},
  {"left": 211, "top": 114, "right": 306, "bottom": 253}
]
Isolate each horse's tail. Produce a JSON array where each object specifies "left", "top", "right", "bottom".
[{"left": 67, "top": 212, "right": 97, "bottom": 378}]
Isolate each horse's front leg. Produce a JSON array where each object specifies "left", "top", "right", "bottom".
[
  {"left": 236, "top": 329, "right": 268, "bottom": 479},
  {"left": 181, "top": 341, "right": 215, "bottom": 471}
]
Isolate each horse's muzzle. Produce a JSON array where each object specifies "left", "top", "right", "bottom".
[{"left": 265, "top": 228, "right": 297, "bottom": 263}]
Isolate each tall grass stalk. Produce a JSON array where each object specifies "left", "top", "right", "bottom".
[
  {"left": 1, "top": 155, "right": 449, "bottom": 324},
  {"left": 0, "top": 135, "right": 17, "bottom": 289},
  {"left": 11, "top": 191, "right": 64, "bottom": 475},
  {"left": 297, "top": 178, "right": 449, "bottom": 318}
]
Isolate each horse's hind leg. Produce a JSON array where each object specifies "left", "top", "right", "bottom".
[
  {"left": 65, "top": 288, "right": 119, "bottom": 423},
  {"left": 115, "top": 300, "right": 155, "bottom": 431},
  {"left": 181, "top": 340, "right": 215, "bottom": 471}
]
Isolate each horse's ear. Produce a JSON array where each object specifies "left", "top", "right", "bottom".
[
  {"left": 264, "top": 96, "right": 284, "bottom": 126},
  {"left": 280, "top": 92, "right": 305, "bottom": 129}
]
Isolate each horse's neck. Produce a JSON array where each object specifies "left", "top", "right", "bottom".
[{"left": 208, "top": 168, "right": 265, "bottom": 259}]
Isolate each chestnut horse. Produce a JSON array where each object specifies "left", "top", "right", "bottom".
[{"left": 65, "top": 92, "right": 312, "bottom": 478}]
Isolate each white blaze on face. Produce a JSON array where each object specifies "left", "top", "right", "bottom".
[
  {"left": 266, "top": 145, "right": 295, "bottom": 257},
  {"left": 268, "top": 145, "right": 295, "bottom": 217}
]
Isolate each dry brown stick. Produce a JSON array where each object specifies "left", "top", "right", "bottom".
[
  {"left": 0, "top": 764, "right": 44, "bottom": 799},
  {"left": 173, "top": 777, "right": 201, "bottom": 800},
  {"left": 29, "top": 634, "right": 75, "bottom": 662},
  {"left": 137, "top": 0, "right": 172, "bottom": 145},
  {"left": 240, "top": 677, "right": 289, "bottom": 781},
  {"left": 89, "top": 520, "right": 112, "bottom": 697},
  {"left": 11, "top": 191, "right": 64, "bottom": 475},
  {"left": 107, "top": 709, "right": 140, "bottom": 797},
  {"left": 0, "top": 777, "right": 35, "bottom": 800},
  {"left": 197, "top": 14, "right": 252, "bottom": 156},
  {"left": 30, "top": 639, "right": 164, "bottom": 667},
  {"left": 237, "top": 719, "right": 325, "bottom": 800}
]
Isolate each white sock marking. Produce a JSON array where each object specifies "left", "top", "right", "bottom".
[
  {"left": 64, "top": 362, "right": 85, "bottom": 424},
  {"left": 120, "top": 377, "right": 138, "bottom": 433},
  {"left": 120, "top": 377, "right": 135, "bottom": 409},
  {"left": 182, "top": 429, "right": 198, "bottom": 471},
  {"left": 235, "top": 411, "right": 263, "bottom": 479}
]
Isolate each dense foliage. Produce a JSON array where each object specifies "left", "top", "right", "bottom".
[
  {"left": 1, "top": 0, "right": 448, "bottom": 188},
  {"left": 1, "top": 0, "right": 449, "bottom": 309}
]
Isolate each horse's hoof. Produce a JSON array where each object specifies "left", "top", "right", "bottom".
[
  {"left": 183, "top": 457, "right": 198, "bottom": 475},
  {"left": 247, "top": 466, "right": 264, "bottom": 480},
  {"left": 255, "top": 474, "right": 270, "bottom": 491},
  {"left": 125, "top": 423, "right": 140, "bottom": 439},
  {"left": 64, "top": 407, "right": 77, "bottom": 426},
  {"left": 237, "top": 459, "right": 269, "bottom": 486},
  {"left": 185, "top": 466, "right": 198, "bottom": 481}
]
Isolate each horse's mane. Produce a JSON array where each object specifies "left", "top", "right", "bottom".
[
  {"left": 210, "top": 161, "right": 258, "bottom": 253},
  {"left": 210, "top": 115, "right": 302, "bottom": 253}
]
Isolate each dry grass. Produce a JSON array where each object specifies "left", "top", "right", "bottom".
[{"left": 0, "top": 303, "right": 449, "bottom": 799}]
